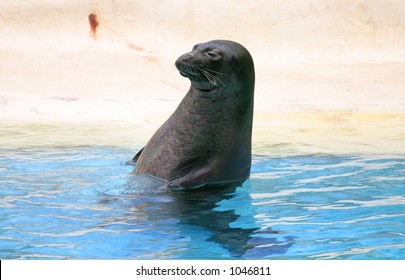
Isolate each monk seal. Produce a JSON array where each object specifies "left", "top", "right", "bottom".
[{"left": 128, "top": 40, "right": 255, "bottom": 190}]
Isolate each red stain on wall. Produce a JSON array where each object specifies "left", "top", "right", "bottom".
[{"left": 88, "top": 13, "right": 99, "bottom": 38}]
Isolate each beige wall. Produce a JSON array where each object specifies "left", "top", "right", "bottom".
[
  {"left": 0, "top": 1, "right": 404, "bottom": 153},
  {"left": 2, "top": 0, "right": 405, "bottom": 62}
]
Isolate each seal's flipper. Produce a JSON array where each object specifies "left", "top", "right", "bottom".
[
  {"left": 164, "top": 160, "right": 248, "bottom": 190},
  {"left": 125, "top": 147, "right": 144, "bottom": 166},
  {"left": 133, "top": 147, "right": 144, "bottom": 161}
]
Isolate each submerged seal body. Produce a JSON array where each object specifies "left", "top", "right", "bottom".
[{"left": 130, "top": 40, "right": 255, "bottom": 189}]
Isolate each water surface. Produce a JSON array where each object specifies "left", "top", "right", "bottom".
[{"left": 0, "top": 124, "right": 405, "bottom": 259}]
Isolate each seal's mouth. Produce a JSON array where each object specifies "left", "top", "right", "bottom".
[
  {"left": 175, "top": 60, "right": 199, "bottom": 79},
  {"left": 176, "top": 61, "right": 225, "bottom": 92},
  {"left": 178, "top": 69, "right": 217, "bottom": 92},
  {"left": 178, "top": 69, "right": 193, "bottom": 79}
]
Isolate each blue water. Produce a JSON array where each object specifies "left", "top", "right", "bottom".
[{"left": 1, "top": 145, "right": 405, "bottom": 259}]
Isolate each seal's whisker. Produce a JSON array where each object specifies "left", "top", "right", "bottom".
[
  {"left": 198, "top": 67, "right": 224, "bottom": 75},
  {"left": 198, "top": 68, "right": 225, "bottom": 86},
  {"left": 198, "top": 66, "right": 224, "bottom": 80},
  {"left": 189, "top": 66, "right": 198, "bottom": 76},
  {"left": 193, "top": 66, "right": 205, "bottom": 81},
  {"left": 204, "top": 73, "right": 221, "bottom": 86},
  {"left": 179, "top": 63, "right": 224, "bottom": 86},
  {"left": 204, "top": 73, "right": 220, "bottom": 86},
  {"left": 199, "top": 69, "right": 220, "bottom": 86},
  {"left": 191, "top": 66, "right": 206, "bottom": 82},
  {"left": 200, "top": 70, "right": 217, "bottom": 85}
]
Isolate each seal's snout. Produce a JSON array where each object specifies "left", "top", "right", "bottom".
[
  {"left": 180, "top": 52, "right": 194, "bottom": 61},
  {"left": 174, "top": 57, "right": 182, "bottom": 69},
  {"left": 175, "top": 59, "right": 188, "bottom": 77},
  {"left": 175, "top": 52, "right": 195, "bottom": 78},
  {"left": 175, "top": 53, "right": 193, "bottom": 68}
]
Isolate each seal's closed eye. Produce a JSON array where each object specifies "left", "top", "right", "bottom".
[{"left": 205, "top": 49, "right": 222, "bottom": 61}]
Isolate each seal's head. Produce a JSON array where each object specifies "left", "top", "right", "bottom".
[{"left": 175, "top": 40, "right": 254, "bottom": 94}]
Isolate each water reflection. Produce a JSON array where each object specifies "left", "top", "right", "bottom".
[
  {"left": 96, "top": 178, "right": 293, "bottom": 258},
  {"left": 168, "top": 183, "right": 257, "bottom": 258},
  {"left": 128, "top": 180, "right": 295, "bottom": 259}
]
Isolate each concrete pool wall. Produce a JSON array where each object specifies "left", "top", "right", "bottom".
[{"left": 1, "top": 0, "right": 404, "bottom": 154}]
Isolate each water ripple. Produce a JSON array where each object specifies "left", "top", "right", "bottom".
[
  {"left": 1, "top": 147, "right": 405, "bottom": 259},
  {"left": 312, "top": 243, "right": 405, "bottom": 260},
  {"left": 251, "top": 186, "right": 368, "bottom": 203}
]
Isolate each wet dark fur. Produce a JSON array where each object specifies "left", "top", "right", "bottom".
[{"left": 130, "top": 40, "right": 255, "bottom": 190}]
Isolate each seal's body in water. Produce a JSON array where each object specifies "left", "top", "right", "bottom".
[{"left": 129, "top": 40, "right": 255, "bottom": 189}]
